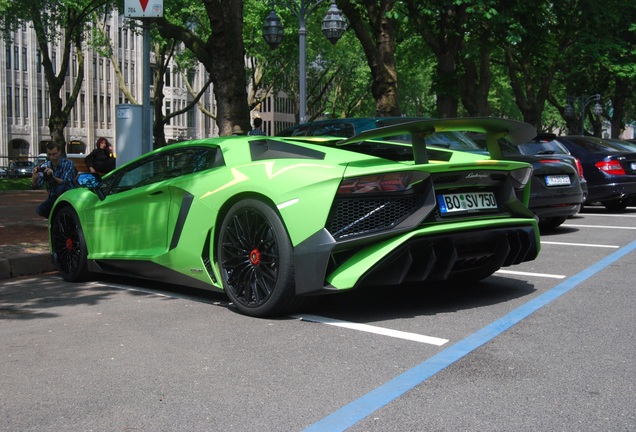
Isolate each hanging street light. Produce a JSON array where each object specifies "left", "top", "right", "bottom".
[
  {"left": 262, "top": 0, "right": 347, "bottom": 124},
  {"left": 565, "top": 94, "right": 603, "bottom": 135}
]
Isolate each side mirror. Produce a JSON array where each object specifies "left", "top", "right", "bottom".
[{"left": 75, "top": 172, "right": 105, "bottom": 200}]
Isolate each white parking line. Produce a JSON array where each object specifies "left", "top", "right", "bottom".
[
  {"left": 292, "top": 314, "right": 449, "bottom": 346},
  {"left": 580, "top": 213, "right": 636, "bottom": 218},
  {"left": 541, "top": 241, "right": 619, "bottom": 248},
  {"left": 563, "top": 224, "right": 636, "bottom": 229},
  {"left": 495, "top": 269, "right": 566, "bottom": 279}
]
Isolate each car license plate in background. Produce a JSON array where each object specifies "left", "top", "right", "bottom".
[
  {"left": 437, "top": 192, "right": 497, "bottom": 214},
  {"left": 545, "top": 175, "right": 571, "bottom": 186},
  {"left": 631, "top": 162, "right": 636, "bottom": 170}
]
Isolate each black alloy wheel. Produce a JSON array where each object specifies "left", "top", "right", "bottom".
[
  {"left": 51, "top": 206, "right": 90, "bottom": 281},
  {"left": 218, "top": 199, "right": 296, "bottom": 317},
  {"left": 602, "top": 199, "right": 629, "bottom": 211}
]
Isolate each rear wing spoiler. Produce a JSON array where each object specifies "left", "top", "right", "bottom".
[{"left": 337, "top": 117, "right": 536, "bottom": 163}]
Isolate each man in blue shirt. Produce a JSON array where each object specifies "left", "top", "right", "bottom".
[
  {"left": 247, "top": 117, "right": 266, "bottom": 136},
  {"left": 31, "top": 141, "right": 76, "bottom": 218}
]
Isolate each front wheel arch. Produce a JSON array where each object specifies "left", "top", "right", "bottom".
[
  {"left": 50, "top": 204, "right": 91, "bottom": 282},
  {"left": 217, "top": 198, "right": 297, "bottom": 317}
]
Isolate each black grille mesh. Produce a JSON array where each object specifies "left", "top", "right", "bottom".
[{"left": 327, "top": 195, "right": 421, "bottom": 240}]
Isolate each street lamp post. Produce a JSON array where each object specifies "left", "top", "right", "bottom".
[
  {"left": 262, "top": 0, "right": 347, "bottom": 124},
  {"left": 564, "top": 94, "right": 603, "bottom": 135}
]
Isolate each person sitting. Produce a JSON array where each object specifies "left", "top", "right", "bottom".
[
  {"left": 85, "top": 137, "right": 116, "bottom": 174},
  {"left": 31, "top": 141, "right": 76, "bottom": 218},
  {"left": 248, "top": 117, "right": 266, "bottom": 136}
]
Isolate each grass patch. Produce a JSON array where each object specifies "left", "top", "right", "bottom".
[{"left": 0, "top": 178, "right": 32, "bottom": 191}]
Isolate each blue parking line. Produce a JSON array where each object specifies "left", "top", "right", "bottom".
[{"left": 304, "top": 240, "right": 636, "bottom": 432}]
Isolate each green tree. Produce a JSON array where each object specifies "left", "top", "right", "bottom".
[
  {"left": 0, "top": 0, "right": 116, "bottom": 146},
  {"left": 337, "top": 0, "right": 401, "bottom": 116},
  {"left": 153, "top": 0, "right": 250, "bottom": 135}
]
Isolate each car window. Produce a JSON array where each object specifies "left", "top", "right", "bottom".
[
  {"left": 279, "top": 124, "right": 312, "bottom": 137},
  {"left": 427, "top": 132, "right": 483, "bottom": 152},
  {"left": 104, "top": 146, "right": 221, "bottom": 194},
  {"left": 566, "top": 137, "right": 628, "bottom": 153},
  {"left": 309, "top": 123, "right": 355, "bottom": 138},
  {"left": 518, "top": 142, "right": 569, "bottom": 156}
]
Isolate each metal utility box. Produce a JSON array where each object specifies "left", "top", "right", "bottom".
[{"left": 115, "top": 104, "right": 149, "bottom": 167}]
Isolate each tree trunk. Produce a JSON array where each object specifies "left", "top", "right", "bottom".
[
  {"left": 338, "top": 1, "right": 401, "bottom": 117},
  {"left": 155, "top": 1, "right": 250, "bottom": 136}
]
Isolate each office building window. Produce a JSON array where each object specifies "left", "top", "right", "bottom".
[
  {"left": 22, "top": 47, "right": 27, "bottom": 71},
  {"left": 23, "top": 89, "right": 28, "bottom": 118},
  {"left": 80, "top": 94, "right": 85, "bottom": 123},
  {"left": 37, "top": 50, "right": 41, "bottom": 73},
  {"left": 188, "top": 106, "right": 195, "bottom": 128},
  {"left": 14, "top": 46, "right": 19, "bottom": 70},
  {"left": 38, "top": 90, "right": 43, "bottom": 119},
  {"left": 15, "top": 88, "right": 20, "bottom": 118},
  {"left": 6, "top": 45, "right": 10, "bottom": 69},
  {"left": 45, "top": 91, "right": 50, "bottom": 119},
  {"left": 7, "top": 87, "right": 12, "bottom": 117},
  {"left": 100, "top": 95, "right": 104, "bottom": 123}
]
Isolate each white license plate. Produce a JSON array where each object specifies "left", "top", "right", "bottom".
[
  {"left": 631, "top": 162, "right": 636, "bottom": 170},
  {"left": 545, "top": 175, "right": 571, "bottom": 186},
  {"left": 437, "top": 192, "right": 497, "bottom": 214}
]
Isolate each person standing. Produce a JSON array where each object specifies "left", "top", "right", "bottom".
[
  {"left": 85, "top": 137, "right": 116, "bottom": 174},
  {"left": 31, "top": 141, "right": 76, "bottom": 218},
  {"left": 248, "top": 117, "right": 266, "bottom": 136}
]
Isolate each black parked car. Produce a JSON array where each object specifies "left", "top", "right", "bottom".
[
  {"left": 280, "top": 118, "right": 585, "bottom": 229},
  {"left": 471, "top": 137, "right": 585, "bottom": 229},
  {"left": 522, "top": 135, "right": 636, "bottom": 211}
]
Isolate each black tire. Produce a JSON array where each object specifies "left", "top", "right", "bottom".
[
  {"left": 218, "top": 199, "right": 296, "bottom": 317},
  {"left": 602, "top": 199, "right": 628, "bottom": 211},
  {"left": 539, "top": 216, "right": 568, "bottom": 230},
  {"left": 51, "top": 206, "right": 90, "bottom": 281}
]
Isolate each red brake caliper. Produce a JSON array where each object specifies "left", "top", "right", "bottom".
[
  {"left": 249, "top": 248, "right": 261, "bottom": 266},
  {"left": 65, "top": 238, "right": 73, "bottom": 251}
]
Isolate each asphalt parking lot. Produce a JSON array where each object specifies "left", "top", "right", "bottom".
[{"left": 1, "top": 205, "right": 635, "bottom": 431}]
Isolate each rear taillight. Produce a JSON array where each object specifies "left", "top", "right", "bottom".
[
  {"left": 595, "top": 160, "right": 626, "bottom": 175},
  {"left": 337, "top": 173, "right": 413, "bottom": 194},
  {"left": 575, "top": 158, "right": 585, "bottom": 179},
  {"left": 538, "top": 159, "right": 561, "bottom": 164}
]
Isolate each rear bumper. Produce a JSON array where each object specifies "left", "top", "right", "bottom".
[
  {"left": 586, "top": 180, "right": 636, "bottom": 203},
  {"left": 293, "top": 219, "right": 539, "bottom": 296}
]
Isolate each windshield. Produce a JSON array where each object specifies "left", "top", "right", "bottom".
[
  {"left": 426, "top": 132, "right": 483, "bottom": 152},
  {"left": 518, "top": 141, "right": 569, "bottom": 156},
  {"left": 567, "top": 137, "right": 629, "bottom": 153}
]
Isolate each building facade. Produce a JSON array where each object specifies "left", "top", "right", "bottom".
[{"left": 0, "top": 14, "right": 295, "bottom": 167}]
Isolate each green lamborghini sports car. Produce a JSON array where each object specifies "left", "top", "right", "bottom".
[{"left": 49, "top": 118, "right": 541, "bottom": 317}]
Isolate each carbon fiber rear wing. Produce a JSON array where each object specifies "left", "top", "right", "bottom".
[{"left": 337, "top": 117, "right": 536, "bottom": 164}]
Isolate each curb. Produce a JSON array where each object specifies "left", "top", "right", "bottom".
[{"left": 0, "top": 253, "right": 56, "bottom": 279}]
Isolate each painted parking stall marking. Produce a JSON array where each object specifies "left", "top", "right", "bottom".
[
  {"left": 293, "top": 315, "right": 449, "bottom": 346},
  {"left": 304, "top": 239, "right": 636, "bottom": 432},
  {"left": 495, "top": 269, "right": 566, "bottom": 279},
  {"left": 563, "top": 223, "right": 636, "bottom": 230},
  {"left": 541, "top": 241, "right": 619, "bottom": 249}
]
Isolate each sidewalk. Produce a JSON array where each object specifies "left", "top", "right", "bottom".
[{"left": 0, "top": 190, "right": 56, "bottom": 279}]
